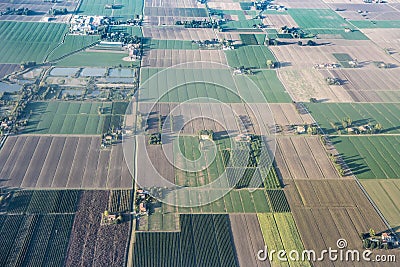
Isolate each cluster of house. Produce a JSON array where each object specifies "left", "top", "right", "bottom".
[
  {"left": 314, "top": 63, "right": 341, "bottom": 69},
  {"left": 70, "top": 15, "right": 109, "bottom": 35},
  {"left": 136, "top": 189, "right": 149, "bottom": 215}
]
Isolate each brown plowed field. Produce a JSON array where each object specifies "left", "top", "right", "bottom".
[
  {"left": 0, "top": 136, "right": 132, "bottom": 189},
  {"left": 142, "top": 27, "right": 216, "bottom": 40},
  {"left": 230, "top": 214, "right": 270, "bottom": 267}
]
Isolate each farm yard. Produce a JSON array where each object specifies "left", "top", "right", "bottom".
[
  {"left": 0, "top": 136, "right": 133, "bottom": 189},
  {"left": 330, "top": 136, "right": 400, "bottom": 179}
]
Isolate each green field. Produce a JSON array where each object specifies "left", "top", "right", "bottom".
[
  {"left": 239, "top": 34, "right": 266, "bottom": 45},
  {"left": 143, "top": 39, "right": 199, "bottom": 50},
  {"left": 56, "top": 51, "right": 139, "bottom": 67},
  {"left": 305, "top": 103, "right": 400, "bottom": 135},
  {"left": 23, "top": 101, "right": 113, "bottom": 134},
  {"left": 331, "top": 136, "right": 400, "bottom": 179},
  {"left": 0, "top": 21, "right": 67, "bottom": 64},
  {"left": 77, "top": 0, "right": 143, "bottom": 18},
  {"left": 140, "top": 68, "right": 242, "bottom": 103},
  {"left": 350, "top": 20, "right": 400, "bottom": 29},
  {"left": 225, "top": 45, "right": 276, "bottom": 69},
  {"left": 361, "top": 180, "right": 400, "bottom": 233},
  {"left": 234, "top": 70, "right": 292, "bottom": 103},
  {"left": 134, "top": 214, "right": 238, "bottom": 266},
  {"left": 288, "top": 9, "right": 353, "bottom": 29},
  {"left": 332, "top": 53, "right": 354, "bottom": 68},
  {"left": 258, "top": 213, "right": 311, "bottom": 267},
  {"left": 287, "top": 9, "right": 370, "bottom": 40},
  {"left": 48, "top": 35, "right": 100, "bottom": 62}
]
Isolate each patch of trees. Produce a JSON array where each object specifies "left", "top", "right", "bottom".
[
  {"left": 176, "top": 20, "right": 218, "bottom": 28},
  {"left": 102, "top": 30, "right": 141, "bottom": 45},
  {"left": 20, "top": 61, "right": 36, "bottom": 70},
  {"left": 149, "top": 133, "right": 162, "bottom": 145},
  {"left": 48, "top": 8, "right": 68, "bottom": 16},
  {"left": 1, "top": 7, "right": 33, "bottom": 16},
  {"left": 325, "top": 77, "right": 341, "bottom": 85}
]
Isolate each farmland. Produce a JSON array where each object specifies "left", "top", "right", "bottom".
[
  {"left": 133, "top": 214, "right": 238, "bottom": 267},
  {"left": 77, "top": 0, "right": 143, "bottom": 18},
  {"left": 330, "top": 136, "right": 400, "bottom": 179},
  {"left": 56, "top": 51, "right": 139, "bottom": 67},
  {"left": 0, "top": 21, "right": 67, "bottom": 63},
  {"left": 274, "top": 136, "right": 341, "bottom": 180},
  {"left": 0, "top": 136, "right": 133, "bottom": 189},
  {"left": 22, "top": 101, "right": 113, "bottom": 135},
  {"left": 225, "top": 45, "right": 276, "bottom": 69},
  {"left": 305, "top": 103, "right": 400, "bottom": 135},
  {"left": 361, "top": 180, "right": 400, "bottom": 235},
  {"left": 66, "top": 190, "right": 131, "bottom": 266},
  {"left": 258, "top": 213, "right": 310, "bottom": 267},
  {"left": 48, "top": 35, "right": 101, "bottom": 62}
]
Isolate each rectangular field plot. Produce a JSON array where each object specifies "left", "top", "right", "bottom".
[
  {"left": 305, "top": 103, "right": 400, "bottom": 135},
  {"left": 143, "top": 39, "right": 200, "bottom": 50},
  {"left": 331, "top": 136, "right": 400, "bottom": 179},
  {"left": 287, "top": 9, "right": 353, "bottom": 29},
  {"left": 350, "top": 20, "right": 400, "bottom": 29},
  {"left": 361, "top": 179, "right": 400, "bottom": 234},
  {"left": 77, "top": 0, "right": 143, "bottom": 17},
  {"left": 0, "top": 214, "right": 75, "bottom": 267},
  {"left": 0, "top": 21, "right": 67, "bottom": 63},
  {"left": 144, "top": 7, "right": 208, "bottom": 17},
  {"left": 143, "top": 27, "right": 216, "bottom": 40},
  {"left": 258, "top": 213, "right": 310, "bottom": 267},
  {"left": 133, "top": 214, "right": 238, "bottom": 267},
  {"left": 0, "top": 136, "right": 133, "bottom": 189},
  {"left": 139, "top": 68, "right": 242, "bottom": 103},
  {"left": 225, "top": 45, "right": 276, "bottom": 69},
  {"left": 22, "top": 101, "right": 113, "bottom": 135},
  {"left": 234, "top": 70, "right": 292, "bottom": 103},
  {"left": 230, "top": 214, "right": 270, "bottom": 267},
  {"left": 56, "top": 51, "right": 138, "bottom": 67},
  {"left": 142, "top": 49, "right": 228, "bottom": 68},
  {"left": 66, "top": 190, "right": 131, "bottom": 266},
  {"left": 274, "top": 136, "right": 341, "bottom": 180},
  {"left": 47, "top": 35, "right": 100, "bottom": 62}
]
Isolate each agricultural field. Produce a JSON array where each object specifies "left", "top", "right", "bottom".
[
  {"left": 47, "top": 35, "right": 101, "bottom": 62},
  {"left": 305, "top": 103, "right": 400, "bottom": 135},
  {"left": 142, "top": 27, "right": 216, "bottom": 40},
  {"left": 22, "top": 101, "right": 113, "bottom": 135},
  {"left": 77, "top": 0, "right": 143, "bottom": 17},
  {"left": 56, "top": 51, "right": 139, "bottom": 67},
  {"left": 330, "top": 136, "right": 400, "bottom": 179},
  {"left": 139, "top": 68, "right": 242, "bottom": 103},
  {"left": 144, "top": 0, "right": 199, "bottom": 8},
  {"left": 224, "top": 45, "right": 276, "bottom": 69},
  {"left": 362, "top": 28, "right": 400, "bottom": 62},
  {"left": 0, "top": 136, "right": 133, "bottom": 189},
  {"left": 141, "top": 49, "right": 228, "bottom": 68},
  {"left": 230, "top": 214, "right": 269, "bottom": 267},
  {"left": 133, "top": 214, "right": 238, "bottom": 267},
  {"left": 321, "top": 68, "right": 400, "bottom": 102},
  {"left": 234, "top": 70, "right": 292, "bottom": 103},
  {"left": 287, "top": 8, "right": 354, "bottom": 29},
  {"left": 239, "top": 34, "right": 266, "bottom": 45},
  {"left": 0, "top": 190, "right": 81, "bottom": 267},
  {"left": 258, "top": 213, "right": 310, "bottom": 267},
  {"left": 66, "top": 190, "right": 131, "bottom": 266},
  {"left": 274, "top": 136, "right": 341, "bottom": 180},
  {"left": 0, "top": 21, "right": 67, "bottom": 63},
  {"left": 143, "top": 39, "right": 200, "bottom": 50},
  {"left": 350, "top": 20, "right": 400, "bottom": 29},
  {"left": 0, "top": 64, "right": 20, "bottom": 79},
  {"left": 361, "top": 179, "right": 400, "bottom": 235}
]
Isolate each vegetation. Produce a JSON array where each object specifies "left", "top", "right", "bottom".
[{"left": 149, "top": 133, "right": 162, "bottom": 145}]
